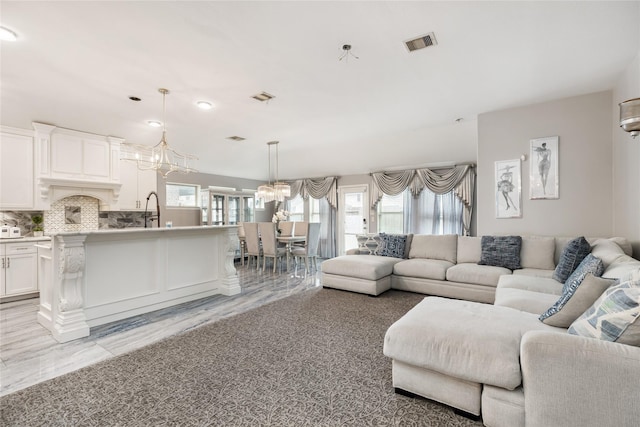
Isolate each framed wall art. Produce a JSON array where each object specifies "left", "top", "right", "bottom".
[
  {"left": 495, "top": 159, "right": 522, "bottom": 219},
  {"left": 530, "top": 136, "right": 559, "bottom": 199}
]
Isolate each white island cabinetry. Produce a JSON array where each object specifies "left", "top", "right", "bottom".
[{"left": 37, "top": 226, "right": 241, "bottom": 343}]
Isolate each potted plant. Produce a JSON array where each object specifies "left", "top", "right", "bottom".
[{"left": 31, "top": 214, "right": 44, "bottom": 237}]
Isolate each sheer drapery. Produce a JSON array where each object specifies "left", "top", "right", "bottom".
[
  {"left": 318, "top": 197, "right": 337, "bottom": 258},
  {"left": 371, "top": 165, "right": 475, "bottom": 235},
  {"left": 402, "top": 189, "right": 464, "bottom": 235},
  {"left": 285, "top": 177, "right": 338, "bottom": 258}
]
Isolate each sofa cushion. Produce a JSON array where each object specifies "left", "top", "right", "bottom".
[
  {"left": 604, "top": 257, "right": 640, "bottom": 282},
  {"left": 408, "top": 234, "right": 457, "bottom": 264},
  {"left": 383, "top": 297, "right": 562, "bottom": 390},
  {"left": 520, "top": 236, "right": 555, "bottom": 270},
  {"left": 378, "top": 233, "right": 408, "bottom": 259},
  {"left": 446, "top": 263, "right": 511, "bottom": 287},
  {"left": 321, "top": 255, "right": 401, "bottom": 281},
  {"left": 553, "top": 236, "right": 591, "bottom": 283},
  {"left": 393, "top": 258, "right": 454, "bottom": 281},
  {"left": 497, "top": 274, "right": 563, "bottom": 296},
  {"left": 539, "top": 273, "right": 615, "bottom": 328},
  {"left": 494, "top": 287, "right": 561, "bottom": 316},
  {"left": 568, "top": 278, "right": 640, "bottom": 346},
  {"left": 457, "top": 236, "right": 481, "bottom": 263},
  {"left": 478, "top": 235, "right": 522, "bottom": 270},
  {"left": 512, "top": 268, "right": 554, "bottom": 278},
  {"left": 590, "top": 238, "right": 627, "bottom": 268}
]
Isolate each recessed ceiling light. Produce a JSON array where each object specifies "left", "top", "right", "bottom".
[
  {"left": 0, "top": 26, "right": 18, "bottom": 42},
  {"left": 129, "top": 96, "right": 142, "bottom": 102},
  {"left": 147, "top": 120, "right": 162, "bottom": 128},
  {"left": 196, "top": 101, "right": 213, "bottom": 110}
]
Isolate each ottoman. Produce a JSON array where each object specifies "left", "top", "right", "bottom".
[{"left": 321, "top": 255, "right": 403, "bottom": 296}]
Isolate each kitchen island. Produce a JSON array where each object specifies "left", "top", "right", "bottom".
[{"left": 37, "top": 226, "right": 240, "bottom": 343}]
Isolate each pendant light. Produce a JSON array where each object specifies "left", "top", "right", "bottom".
[
  {"left": 121, "top": 88, "right": 198, "bottom": 178},
  {"left": 256, "top": 141, "right": 290, "bottom": 203}
]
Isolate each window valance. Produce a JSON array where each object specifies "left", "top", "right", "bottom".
[
  {"left": 287, "top": 176, "right": 338, "bottom": 209},
  {"left": 371, "top": 164, "right": 476, "bottom": 235}
]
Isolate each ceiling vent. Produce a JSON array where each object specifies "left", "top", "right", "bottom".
[
  {"left": 252, "top": 92, "right": 275, "bottom": 102},
  {"left": 404, "top": 32, "right": 437, "bottom": 52},
  {"left": 227, "top": 136, "right": 246, "bottom": 141}
]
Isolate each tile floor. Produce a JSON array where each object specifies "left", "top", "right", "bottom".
[{"left": 0, "top": 261, "right": 322, "bottom": 396}]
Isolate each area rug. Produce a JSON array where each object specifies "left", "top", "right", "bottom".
[{"left": 0, "top": 288, "right": 482, "bottom": 426}]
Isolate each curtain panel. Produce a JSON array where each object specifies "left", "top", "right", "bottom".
[{"left": 370, "top": 165, "right": 476, "bottom": 235}]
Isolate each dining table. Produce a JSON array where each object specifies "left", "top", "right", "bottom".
[{"left": 277, "top": 235, "right": 306, "bottom": 270}]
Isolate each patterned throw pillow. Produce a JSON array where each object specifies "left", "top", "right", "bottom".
[
  {"left": 378, "top": 233, "right": 407, "bottom": 259},
  {"left": 478, "top": 236, "right": 522, "bottom": 270},
  {"left": 553, "top": 236, "right": 591, "bottom": 284},
  {"left": 356, "top": 234, "right": 380, "bottom": 255},
  {"left": 539, "top": 254, "right": 610, "bottom": 328},
  {"left": 568, "top": 279, "right": 640, "bottom": 346}
]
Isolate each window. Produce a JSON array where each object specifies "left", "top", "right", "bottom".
[
  {"left": 166, "top": 183, "right": 198, "bottom": 207},
  {"left": 287, "top": 196, "right": 305, "bottom": 222},
  {"left": 377, "top": 189, "right": 463, "bottom": 235},
  {"left": 377, "top": 193, "right": 405, "bottom": 234},
  {"left": 309, "top": 197, "right": 320, "bottom": 223}
]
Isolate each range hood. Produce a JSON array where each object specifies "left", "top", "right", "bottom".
[{"left": 38, "top": 177, "right": 121, "bottom": 210}]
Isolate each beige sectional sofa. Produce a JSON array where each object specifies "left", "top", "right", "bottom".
[
  {"left": 321, "top": 234, "right": 631, "bottom": 302},
  {"left": 321, "top": 234, "right": 640, "bottom": 426}
]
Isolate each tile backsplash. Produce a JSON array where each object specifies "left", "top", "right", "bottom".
[{"left": 2, "top": 196, "right": 149, "bottom": 236}]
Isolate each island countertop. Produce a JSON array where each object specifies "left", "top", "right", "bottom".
[{"left": 37, "top": 225, "right": 241, "bottom": 343}]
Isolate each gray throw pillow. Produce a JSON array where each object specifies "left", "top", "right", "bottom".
[
  {"left": 540, "top": 271, "right": 614, "bottom": 328},
  {"left": 553, "top": 236, "right": 591, "bottom": 284},
  {"left": 478, "top": 235, "right": 522, "bottom": 270},
  {"left": 378, "top": 233, "right": 407, "bottom": 259}
]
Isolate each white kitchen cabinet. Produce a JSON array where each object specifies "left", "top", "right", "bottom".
[
  {"left": 0, "top": 128, "right": 34, "bottom": 209},
  {"left": 118, "top": 160, "right": 158, "bottom": 210},
  {"left": 1, "top": 242, "right": 38, "bottom": 298}
]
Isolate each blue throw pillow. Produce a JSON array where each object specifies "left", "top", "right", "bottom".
[
  {"left": 378, "top": 233, "right": 407, "bottom": 259},
  {"left": 539, "top": 254, "right": 608, "bottom": 326},
  {"left": 478, "top": 236, "right": 522, "bottom": 270},
  {"left": 553, "top": 236, "right": 591, "bottom": 284}
]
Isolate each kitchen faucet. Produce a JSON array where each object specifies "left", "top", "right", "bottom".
[{"left": 144, "top": 191, "right": 160, "bottom": 228}]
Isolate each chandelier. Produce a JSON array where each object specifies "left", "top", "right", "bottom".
[
  {"left": 257, "top": 141, "right": 290, "bottom": 203},
  {"left": 121, "top": 88, "right": 198, "bottom": 178}
]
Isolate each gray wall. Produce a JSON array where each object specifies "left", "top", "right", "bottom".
[
  {"left": 613, "top": 50, "right": 640, "bottom": 255},
  {"left": 477, "top": 91, "right": 614, "bottom": 237}
]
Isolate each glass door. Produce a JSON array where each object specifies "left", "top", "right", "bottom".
[
  {"left": 241, "top": 196, "right": 255, "bottom": 222},
  {"left": 338, "top": 185, "right": 369, "bottom": 255}
]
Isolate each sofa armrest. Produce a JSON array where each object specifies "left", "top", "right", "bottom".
[{"left": 521, "top": 330, "right": 640, "bottom": 427}]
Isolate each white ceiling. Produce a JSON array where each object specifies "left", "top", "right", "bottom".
[{"left": 1, "top": 1, "right": 638, "bottom": 181}]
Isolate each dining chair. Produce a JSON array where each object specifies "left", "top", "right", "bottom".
[
  {"left": 291, "top": 222, "right": 321, "bottom": 273},
  {"left": 279, "top": 221, "right": 294, "bottom": 237},
  {"left": 292, "top": 221, "right": 308, "bottom": 247},
  {"left": 258, "top": 222, "right": 287, "bottom": 273},
  {"left": 243, "top": 222, "right": 262, "bottom": 270},
  {"left": 237, "top": 222, "right": 246, "bottom": 266}
]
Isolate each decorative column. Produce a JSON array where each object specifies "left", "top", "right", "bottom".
[
  {"left": 52, "top": 234, "right": 90, "bottom": 342},
  {"left": 220, "top": 227, "right": 241, "bottom": 296}
]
